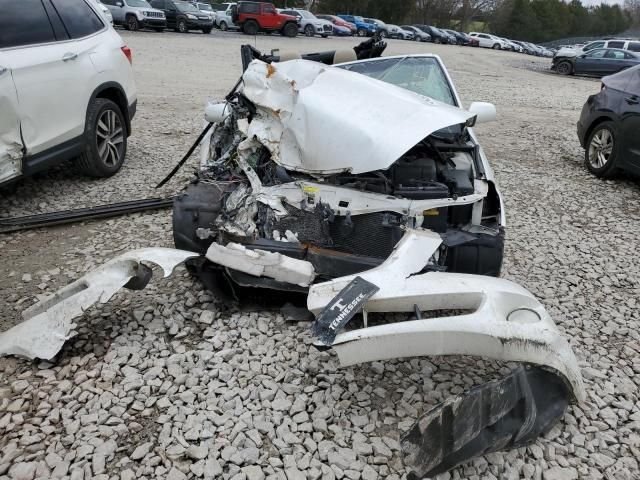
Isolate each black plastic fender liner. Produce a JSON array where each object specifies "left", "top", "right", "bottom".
[{"left": 402, "top": 365, "right": 570, "bottom": 479}]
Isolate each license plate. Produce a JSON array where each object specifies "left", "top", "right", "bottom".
[{"left": 311, "top": 276, "right": 379, "bottom": 346}]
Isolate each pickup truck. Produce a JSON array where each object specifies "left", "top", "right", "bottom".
[{"left": 232, "top": 1, "right": 299, "bottom": 37}]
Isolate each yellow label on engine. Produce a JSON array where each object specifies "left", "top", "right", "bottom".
[
  {"left": 303, "top": 186, "right": 320, "bottom": 194},
  {"left": 424, "top": 209, "right": 440, "bottom": 216}
]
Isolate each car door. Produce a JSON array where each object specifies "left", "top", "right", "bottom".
[
  {"left": 619, "top": 68, "right": 640, "bottom": 169},
  {"left": 603, "top": 50, "right": 630, "bottom": 74},
  {"left": 0, "top": 61, "right": 23, "bottom": 184},
  {"left": 7, "top": 0, "right": 103, "bottom": 157},
  {"left": 261, "top": 4, "right": 280, "bottom": 29},
  {"left": 575, "top": 49, "right": 607, "bottom": 75}
]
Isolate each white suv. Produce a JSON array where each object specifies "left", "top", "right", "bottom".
[
  {"left": 468, "top": 32, "right": 508, "bottom": 50},
  {"left": 0, "top": 0, "right": 137, "bottom": 187}
]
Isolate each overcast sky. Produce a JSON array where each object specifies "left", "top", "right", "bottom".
[{"left": 580, "top": 0, "right": 624, "bottom": 5}]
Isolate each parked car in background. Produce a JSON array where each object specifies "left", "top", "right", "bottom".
[
  {"left": 0, "top": 0, "right": 137, "bottom": 187},
  {"left": 103, "top": 0, "right": 166, "bottom": 31},
  {"left": 443, "top": 29, "right": 472, "bottom": 46},
  {"left": 577, "top": 65, "right": 640, "bottom": 178},
  {"left": 364, "top": 18, "right": 390, "bottom": 38},
  {"left": 512, "top": 40, "right": 535, "bottom": 55},
  {"left": 213, "top": 2, "right": 237, "bottom": 30},
  {"left": 150, "top": 0, "right": 212, "bottom": 33},
  {"left": 338, "top": 14, "right": 376, "bottom": 37},
  {"left": 415, "top": 25, "right": 449, "bottom": 44},
  {"left": 555, "top": 39, "right": 640, "bottom": 59},
  {"left": 194, "top": 2, "right": 215, "bottom": 21},
  {"left": 330, "top": 23, "right": 352, "bottom": 36},
  {"left": 468, "top": 32, "right": 508, "bottom": 49},
  {"left": 317, "top": 14, "right": 356, "bottom": 35},
  {"left": 232, "top": 1, "right": 298, "bottom": 37},
  {"left": 388, "top": 25, "right": 414, "bottom": 40},
  {"left": 401, "top": 25, "right": 430, "bottom": 42},
  {"left": 499, "top": 37, "right": 523, "bottom": 52},
  {"left": 96, "top": 1, "right": 114, "bottom": 25},
  {"left": 552, "top": 48, "right": 640, "bottom": 76},
  {"left": 279, "top": 9, "right": 332, "bottom": 37}
]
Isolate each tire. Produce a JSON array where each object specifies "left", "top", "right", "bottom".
[
  {"left": 304, "top": 24, "right": 315, "bottom": 37},
  {"left": 357, "top": 27, "right": 367, "bottom": 37},
  {"left": 556, "top": 61, "right": 573, "bottom": 76},
  {"left": 585, "top": 121, "right": 619, "bottom": 178},
  {"left": 243, "top": 20, "right": 259, "bottom": 35},
  {"left": 379, "top": 30, "right": 387, "bottom": 38},
  {"left": 492, "top": 43, "right": 500, "bottom": 49},
  {"left": 176, "top": 18, "right": 187, "bottom": 33},
  {"left": 125, "top": 15, "right": 139, "bottom": 31},
  {"left": 74, "top": 98, "right": 127, "bottom": 178},
  {"left": 202, "top": 27, "right": 212, "bottom": 34},
  {"left": 154, "top": 27, "right": 164, "bottom": 32},
  {"left": 219, "top": 21, "right": 228, "bottom": 31},
  {"left": 321, "top": 34, "right": 328, "bottom": 38},
  {"left": 282, "top": 22, "right": 297, "bottom": 38},
  {"left": 414, "top": 35, "right": 420, "bottom": 41}
]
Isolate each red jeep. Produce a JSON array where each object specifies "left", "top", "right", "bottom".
[{"left": 232, "top": 1, "right": 299, "bottom": 37}]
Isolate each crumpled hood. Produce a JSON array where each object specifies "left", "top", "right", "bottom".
[
  {"left": 555, "top": 46, "right": 580, "bottom": 58},
  {"left": 239, "top": 59, "right": 475, "bottom": 175}
]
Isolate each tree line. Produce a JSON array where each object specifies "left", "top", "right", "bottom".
[{"left": 269, "top": 0, "right": 639, "bottom": 43}]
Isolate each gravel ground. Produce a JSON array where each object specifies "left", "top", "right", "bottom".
[{"left": 1, "top": 31, "right": 639, "bottom": 480}]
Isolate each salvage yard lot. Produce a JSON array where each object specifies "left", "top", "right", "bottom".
[{"left": 1, "top": 31, "right": 640, "bottom": 479}]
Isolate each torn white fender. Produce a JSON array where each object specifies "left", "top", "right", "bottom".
[
  {"left": 0, "top": 248, "right": 198, "bottom": 360},
  {"left": 308, "top": 230, "right": 586, "bottom": 402},
  {"left": 206, "top": 242, "right": 315, "bottom": 287}
]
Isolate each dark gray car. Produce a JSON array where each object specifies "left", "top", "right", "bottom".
[{"left": 553, "top": 48, "right": 640, "bottom": 76}]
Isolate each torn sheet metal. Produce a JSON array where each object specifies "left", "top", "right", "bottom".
[
  {"left": 0, "top": 248, "right": 198, "bottom": 360},
  {"left": 402, "top": 365, "right": 570, "bottom": 478},
  {"left": 240, "top": 59, "right": 475, "bottom": 175},
  {"left": 205, "top": 242, "right": 315, "bottom": 287},
  {"left": 308, "top": 229, "right": 586, "bottom": 403}
]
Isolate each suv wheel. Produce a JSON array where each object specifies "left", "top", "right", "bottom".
[
  {"left": 75, "top": 98, "right": 127, "bottom": 178},
  {"left": 585, "top": 121, "right": 619, "bottom": 178},
  {"left": 176, "top": 18, "right": 188, "bottom": 33},
  {"left": 125, "top": 15, "right": 140, "bottom": 31},
  {"left": 243, "top": 20, "right": 259, "bottom": 35},
  {"left": 219, "top": 20, "right": 228, "bottom": 31},
  {"left": 492, "top": 43, "right": 500, "bottom": 49},
  {"left": 282, "top": 22, "right": 297, "bottom": 38},
  {"left": 304, "top": 24, "right": 314, "bottom": 37},
  {"left": 379, "top": 30, "right": 387, "bottom": 38}
]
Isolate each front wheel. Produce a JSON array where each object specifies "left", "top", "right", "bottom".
[
  {"left": 304, "top": 24, "right": 314, "bottom": 37},
  {"left": 585, "top": 122, "right": 619, "bottom": 178},
  {"left": 177, "top": 18, "right": 187, "bottom": 33},
  {"left": 555, "top": 61, "right": 573, "bottom": 75},
  {"left": 219, "top": 21, "right": 228, "bottom": 31},
  {"left": 75, "top": 98, "right": 127, "bottom": 178},
  {"left": 379, "top": 30, "right": 387, "bottom": 38},
  {"left": 492, "top": 43, "right": 500, "bottom": 49},
  {"left": 125, "top": 15, "right": 140, "bottom": 31},
  {"left": 357, "top": 28, "right": 367, "bottom": 37},
  {"left": 282, "top": 22, "right": 298, "bottom": 38}
]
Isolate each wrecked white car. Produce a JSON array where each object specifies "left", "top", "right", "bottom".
[{"left": 0, "top": 39, "right": 585, "bottom": 478}]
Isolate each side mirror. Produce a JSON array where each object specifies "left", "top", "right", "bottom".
[
  {"left": 468, "top": 102, "right": 496, "bottom": 124},
  {"left": 116, "top": 1, "right": 123, "bottom": 6}
]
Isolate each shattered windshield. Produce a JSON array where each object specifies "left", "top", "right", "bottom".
[{"left": 337, "top": 56, "right": 456, "bottom": 107}]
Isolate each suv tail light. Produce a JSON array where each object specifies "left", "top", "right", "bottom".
[{"left": 121, "top": 46, "right": 133, "bottom": 65}]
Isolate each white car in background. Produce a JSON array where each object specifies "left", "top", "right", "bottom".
[
  {"left": 212, "top": 2, "right": 237, "bottom": 31},
  {"left": 0, "top": 0, "right": 137, "bottom": 187},
  {"left": 95, "top": 0, "right": 114, "bottom": 24},
  {"left": 468, "top": 32, "right": 509, "bottom": 49},
  {"left": 278, "top": 8, "right": 333, "bottom": 37}
]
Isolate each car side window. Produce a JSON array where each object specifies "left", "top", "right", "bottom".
[
  {"left": 605, "top": 50, "right": 625, "bottom": 59},
  {"left": 584, "top": 41, "right": 605, "bottom": 51},
  {"left": 0, "top": 0, "right": 57, "bottom": 49},
  {"left": 102, "top": 0, "right": 116, "bottom": 5},
  {"left": 244, "top": 3, "right": 259, "bottom": 13},
  {"left": 607, "top": 41, "right": 625, "bottom": 49},
  {"left": 585, "top": 49, "right": 607, "bottom": 58},
  {"left": 264, "top": 5, "right": 276, "bottom": 14},
  {"left": 628, "top": 42, "right": 640, "bottom": 52},
  {"left": 50, "top": 0, "right": 104, "bottom": 38}
]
